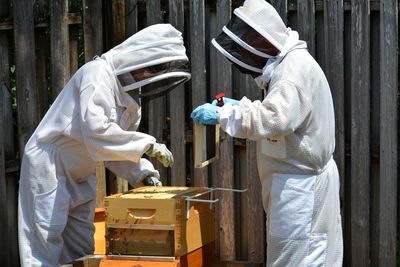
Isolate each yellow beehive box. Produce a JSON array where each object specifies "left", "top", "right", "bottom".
[{"left": 104, "top": 186, "right": 216, "bottom": 257}]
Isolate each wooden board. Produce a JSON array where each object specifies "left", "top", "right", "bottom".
[
  {"left": 189, "top": 0, "right": 208, "bottom": 187},
  {"left": 378, "top": 0, "right": 398, "bottom": 265},
  {"left": 94, "top": 208, "right": 106, "bottom": 255},
  {"left": 350, "top": 1, "right": 370, "bottom": 266},
  {"left": 73, "top": 241, "right": 215, "bottom": 267},
  {"left": 168, "top": 0, "right": 186, "bottom": 186},
  {"left": 215, "top": 0, "right": 235, "bottom": 261},
  {"left": 51, "top": 0, "right": 70, "bottom": 97}
]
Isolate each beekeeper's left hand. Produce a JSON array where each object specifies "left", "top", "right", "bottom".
[
  {"left": 142, "top": 176, "right": 162, "bottom": 186},
  {"left": 191, "top": 103, "right": 220, "bottom": 125},
  {"left": 145, "top": 143, "right": 174, "bottom": 167}
]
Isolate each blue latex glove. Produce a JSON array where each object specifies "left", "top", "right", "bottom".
[
  {"left": 191, "top": 103, "right": 220, "bottom": 125},
  {"left": 212, "top": 97, "right": 240, "bottom": 106}
]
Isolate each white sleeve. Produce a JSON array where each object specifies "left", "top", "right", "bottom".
[
  {"left": 105, "top": 159, "right": 160, "bottom": 187},
  {"left": 219, "top": 80, "right": 311, "bottom": 141},
  {"left": 80, "top": 84, "right": 156, "bottom": 162}
]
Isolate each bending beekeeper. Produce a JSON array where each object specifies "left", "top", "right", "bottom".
[
  {"left": 18, "top": 24, "right": 191, "bottom": 267},
  {"left": 191, "top": 0, "right": 343, "bottom": 266}
]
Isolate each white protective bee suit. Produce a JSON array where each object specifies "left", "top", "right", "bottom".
[
  {"left": 211, "top": 0, "right": 343, "bottom": 266},
  {"left": 18, "top": 24, "right": 191, "bottom": 266}
]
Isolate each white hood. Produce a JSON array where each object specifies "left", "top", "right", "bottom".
[
  {"left": 101, "top": 23, "right": 190, "bottom": 92},
  {"left": 234, "top": 0, "right": 289, "bottom": 51}
]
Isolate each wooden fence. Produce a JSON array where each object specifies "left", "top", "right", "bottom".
[{"left": 0, "top": 0, "right": 398, "bottom": 266}]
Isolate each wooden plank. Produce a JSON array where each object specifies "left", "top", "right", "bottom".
[
  {"left": 243, "top": 76, "right": 264, "bottom": 263},
  {"left": 0, "top": 7, "right": 14, "bottom": 160},
  {"left": 369, "top": 11, "right": 380, "bottom": 267},
  {"left": 189, "top": 0, "right": 208, "bottom": 187},
  {"left": 270, "top": 0, "right": 288, "bottom": 24},
  {"left": 125, "top": 0, "right": 138, "bottom": 37},
  {"left": 146, "top": 0, "right": 167, "bottom": 184},
  {"left": 378, "top": 0, "right": 398, "bottom": 265},
  {"left": 350, "top": 1, "right": 370, "bottom": 266},
  {"left": 0, "top": 84, "right": 8, "bottom": 266},
  {"left": 83, "top": 0, "right": 106, "bottom": 200},
  {"left": 83, "top": 0, "right": 103, "bottom": 62},
  {"left": 6, "top": 173, "right": 19, "bottom": 266},
  {"left": 96, "top": 162, "right": 107, "bottom": 208},
  {"left": 323, "top": 0, "right": 345, "bottom": 216},
  {"left": 35, "top": 27, "right": 49, "bottom": 118},
  {"left": 69, "top": 25, "right": 79, "bottom": 75},
  {"left": 168, "top": 0, "right": 186, "bottom": 186},
  {"left": 297, "top": 0, "right": 315, "bottom": 56},
  {"left": 215, "top": 0, "right": 235, "bottom": 261},
  {"left": 13, "top": 0, "right": 40, "bottom": 152},
  {"left": 51, "top": 0, "right": 70, "bottom": 98}
]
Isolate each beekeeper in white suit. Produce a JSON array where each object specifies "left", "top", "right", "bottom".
[
  {"left": 18, "top": 24, "right": 191, "bottom": 266},
  {"left": 191, "top": 0, "right": 343, "bottom": 266}
]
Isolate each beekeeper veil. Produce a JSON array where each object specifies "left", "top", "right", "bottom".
[
  {"left": 211, "top": 0, "right": 289, "bottom": 77},
  {"left": 101, "top": 24, "right": 191, "bottom": 98}
]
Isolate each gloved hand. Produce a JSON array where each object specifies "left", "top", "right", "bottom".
[
  {"left": 142, "top": 176, "right": 162, "bottom": 186},
  {"left": 191, "top": 103, "right": 220, "bottom": 125},
  {"left": 212, "top": 97, "right": 240, "bottom": 106},
  {"left": 145, "top": 143, "right": 174, "bottom": 167}
]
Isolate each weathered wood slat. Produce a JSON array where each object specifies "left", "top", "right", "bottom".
[
  {"left": 297, "top": 0, "right": 315, "bottom": 56},
  {"left": 0, "top": 4, "right": 11, "bottom": 264},
  {"left": 146, "top": 0, "right": 168, "bottom": 184},
  {"left": 270, "top": 0, "right": 288, "bottom": 24},
  {"left": 51, "top": 0, "right": 70, "bottom": 98},
  {"left": 378, "top": 0, "right": 398, "bottom": 265},
  {"left": 13, "top": 0, "right": 40, "bottom": 152},
  {"left": 125, "top": 0, "right": 138, "bottom": 37},
  {"left": 83, "top": 0, "right": 103, "bottom": 61},
  {"left": 0, "top": 15, "right": 14, "bottom": 160},
  {"left": 350, "top": 1, "right": 370, "bottom": 266},
  {"left": 189, "top": 0, "right": 208, "bottom": 187},
  {"left": 215, "top": 0, "right": 235, "bottom": 261},
  {"left": 0, "top": 84, "right": 9, "bottom": 266},
  {"left": 323, "top": 0, "right": 345, "bottom": 216},
  {"left": 243, "top": 76, "right": 264, "bottom": 263},
  {"left": 168, "top": 0, "right": 186, "bottom": 186}
]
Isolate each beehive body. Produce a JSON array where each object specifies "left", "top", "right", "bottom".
[{"left": 104, "top": 186, "right": 215, "bottom": 256}]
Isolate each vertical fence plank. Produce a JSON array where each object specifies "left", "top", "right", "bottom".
[
  {"left": 125, "top": 0, "right": 138, "bottom": 37},
  {"left": 270, "top": 0, "right": 288, "bottom": 24},
  {"left": 350, "top": 1, "right": 370, "bottom": 266},
  {"left": 323, "top": 0, "right": 345, "bottom": 214},
  {"left": 168, "top": 0, "right": 186, "bottom": 186},
  {"left": 369, "top": 10, "right": 380, "bottom": 267},
  {"left": 297, "top": 0, "right": 315, "bottom": 56},
  {"left": 34, "top": 0, "right": 49, "bottom": 119},
  {"left": 215, "top": 0, "right": 235, "bottom": 261},
  {"left": 243, "top": 76, "right": 264, "bottom": 263},
  {"left": 189, "top": 0, "right": 208, "bottom": 187},
  {"left": 83, "top": 0, "right": 103, "bottom": 62},
  {"left": 13, "top": 0, "right": 40, "bottom": 153},
  {"left": 146, "top": 0, "right": 168, "bottom": 184},
  {"left": 0, "top": 85, "right": 8, "bottom": 267},
  {"left": 378, "top": 0, "right": 398, "bottom": 265},
  {"left": 83, "top": 0, "right": 106, "bottom": 204},
  {"left": 51, "top": 0, "right": 70, "bottom": 98}
]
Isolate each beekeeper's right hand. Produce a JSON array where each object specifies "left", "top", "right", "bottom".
[{"left": 145, "top": 143, "right": 174, "bottom": 168}]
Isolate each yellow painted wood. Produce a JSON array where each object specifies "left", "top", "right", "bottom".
[{"left": 105, "top": 186, "right": 215, "bottom": 256}]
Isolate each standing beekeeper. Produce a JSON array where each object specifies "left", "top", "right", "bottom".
[
  {"left": 18, "top": 24, "right": 191, "bottom": 267},
  {"left": 191, "top": 0, "right": 343, "bottom": 266}
]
